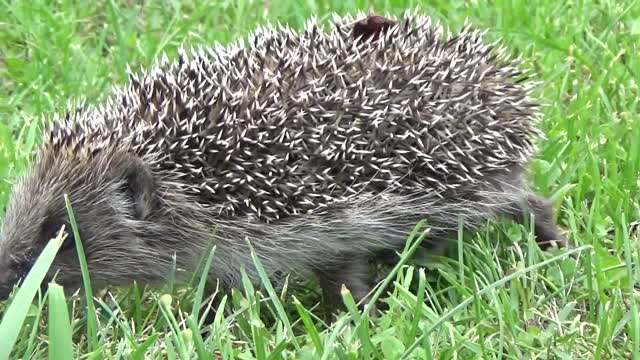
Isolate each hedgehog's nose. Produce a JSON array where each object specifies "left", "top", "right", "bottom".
[
  {"left": 0, "top": 265, "right": 19, "bottom": 301},
  {"left": 0, "top": 285, "right": 11, "bottom": 301},
  {"left": 0, "top": 275, "right": 16, "bottom": 301}
]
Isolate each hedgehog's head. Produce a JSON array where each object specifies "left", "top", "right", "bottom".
[{"left": 0, "top": 145, "right": 168, "bottom": 300}]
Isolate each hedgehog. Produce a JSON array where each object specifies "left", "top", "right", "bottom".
[{"left": 0, "top": 12, "right": 565, "bottom": 307}]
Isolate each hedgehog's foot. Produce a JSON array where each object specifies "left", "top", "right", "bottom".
[{"left": 502, "top": 193, "right": 567, "bottom": 249}]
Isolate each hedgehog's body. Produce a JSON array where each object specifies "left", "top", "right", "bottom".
[{"left": 0, "top": 13, "right": 563, "bottom": 304}]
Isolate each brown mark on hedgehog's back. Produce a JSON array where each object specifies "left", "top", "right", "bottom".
[{"left": 352, "top": 14, "right": 398, "bottom": 43}]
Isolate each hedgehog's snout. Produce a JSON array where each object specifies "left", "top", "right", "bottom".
[
  {"left": 0, "top": 261, "right": 19, "bottom": 301},
  {"left": 0, "top": 235, "right": 10, "bottom": 300},
  {"left": 0, "top": 286, "right": 11, "bottom": 301}
]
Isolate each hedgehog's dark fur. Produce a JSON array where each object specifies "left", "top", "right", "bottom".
[{"left": 0, "top": 12, "right": 564, "bottom": 307}]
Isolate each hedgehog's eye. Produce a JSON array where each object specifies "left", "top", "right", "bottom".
[
  {"left": 41, "top": 219, "right": 64, "bottom": 241},
  {"left": 59, "top": 229, "right": 76, "bottom": 252},
  {"left": 41, "top": 219, "right": 76, "bottom": 252}
]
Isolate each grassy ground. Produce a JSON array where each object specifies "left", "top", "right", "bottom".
[{"left": 1, "top": 0, "right": 639, "bottom": 358}]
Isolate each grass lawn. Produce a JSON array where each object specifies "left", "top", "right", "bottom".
[{"left": 1, "top": 0, "right": 639, "bottom": 358}]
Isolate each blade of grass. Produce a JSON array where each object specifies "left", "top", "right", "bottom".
[
  {"left": 341, "top": 286, "right": 379, "bottom": 359},
  {"left": 0, "top": 233, "right": 64, "bottom": 360},
  {"left": 129, "top": 333, "right": 159, "bottom": 360},
  {"left": 157, "top": 294, "right": 189, "bottom": 359},
  {"left": 265, "top": 339, "right": 289, "bottom": 360},
  {"left": 64, "top": 194, "right": 99, "bottom": 352},
  {"left": 22, "top": 291, "right": 46, "bottom": 360},
  {"left": 192, "top": 245, "right": 216, "bottom": 325},
  {"left": 407, "top": 268, "right": 427, "bottom": 341},
  {"left": 401, "top": 244, "right": 592, "bottom": 359},
  {"left": 165, "top": 336, "right": 177, "bottom": 360},
  {"left": 186, "top": 315, "right": 212, "bottom": 360},
  {"left": 292, "top": 296, "right": 324, "bottom": 356},
  {"left": 362, "top": 220, "right": 429, "bottom": 316},
  {"left": 95, "top": 296, "right": 136, "bottom": 348},
  {"left": 48, "top": 283, "right": 73, "bottom": 360},
  {"left": 621, "top": 214, "right": 639, "bottom": 359},
  {"left": 318, "top": 221, "right": 430, "bottom": 360},
  {"left": 246, "top": 240, "right": 300, "bottom": 350}
]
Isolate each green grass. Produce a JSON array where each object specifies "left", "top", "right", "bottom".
[{"left": 1, "top": 0, "right": 640, "bottom": 358}]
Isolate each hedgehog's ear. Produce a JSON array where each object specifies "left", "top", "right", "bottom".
[{"left": 119, "top": 156, "right": 157, "bottom": 220}]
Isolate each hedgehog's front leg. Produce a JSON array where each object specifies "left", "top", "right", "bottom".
[{"left": 502, "top": 193, "right": 566, "bottom": 249}]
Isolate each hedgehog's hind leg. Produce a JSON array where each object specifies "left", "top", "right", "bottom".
[
  {"left": 499, "top": 193, "right": 566, "bottom": 249},
  {"left": 315, "top": 256, "right": 374, "bottom": 311}
]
